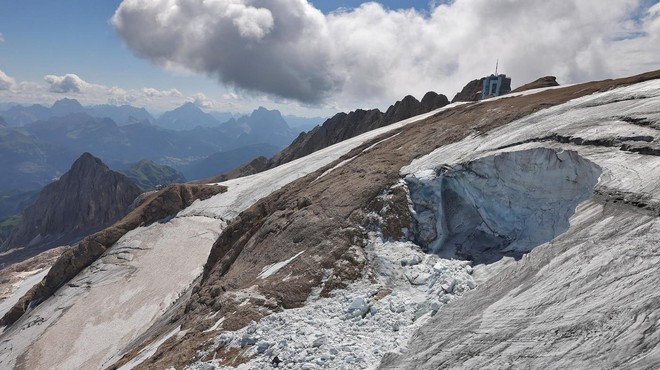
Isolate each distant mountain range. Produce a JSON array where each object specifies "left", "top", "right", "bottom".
[
  {"left": 1, "top": 98, "right": 154, "bottom": 126},
  {"left": 0, "top": 98, "right": 324, "bottom": 131},
  {"left": 0, "top": 99, "right": 324, "bottom": 242},
  {"left": 0, "top": 99, "right": 322, "bottom": 188}
]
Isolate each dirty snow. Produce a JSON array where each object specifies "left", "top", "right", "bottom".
[{"left": 0, "top": 268, "right": 49, "bottom": 319}]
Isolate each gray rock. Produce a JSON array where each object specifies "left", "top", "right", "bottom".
[
  {"left": 256, "top": 340, "right": 271, "bottom": 354},
  {"left": 347, "top": 297, "right": 369, "bottom": 317},
  {"left": 312, "top": 336, "right": 326, "bottom": 347}
]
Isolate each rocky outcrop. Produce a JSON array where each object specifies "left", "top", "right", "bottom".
[
  {"left": 1, "top": 153, "right": 142, "bottom": 263},
  {"left": 451, "top": 78, "right": 485, "bottom": 103},
  {"left": 511, "top": 76, "right": 560, "bottom": 93},
  {"left": 0, "top": 182, "right": 226, "bottom": 327}
]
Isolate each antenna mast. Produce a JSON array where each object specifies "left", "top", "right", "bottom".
[{"left": 495, "top": 59, "right": 499, "bottom": 75}]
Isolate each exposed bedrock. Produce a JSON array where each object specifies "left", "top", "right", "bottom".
[{"left": 405, "top": 148, "right": 601, "bottom": 264}]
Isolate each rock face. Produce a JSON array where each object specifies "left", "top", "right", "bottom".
[
  {"left": 1, "top": 153, "right": 142, "bottom": 262},
  {"left": 451, "top": 78, "right": 485, "bottom": 103},
  {"left": 511, "top": 75, "right": 560, "bottom": 93}
]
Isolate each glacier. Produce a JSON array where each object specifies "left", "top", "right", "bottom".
[{"left": 1, "top": 74, "right": 659, "bottom": 370}]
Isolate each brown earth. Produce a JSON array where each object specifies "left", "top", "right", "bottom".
[
  {"left": 0, "top": 183, "right": 226, "bottom": 327},
  {"left": 117, "top": 69, "right": 660, "bottom": 369}
]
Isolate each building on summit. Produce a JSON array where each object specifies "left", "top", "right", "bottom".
[{"left": 481, "top": 60, "right": 512, "bottom": 99}]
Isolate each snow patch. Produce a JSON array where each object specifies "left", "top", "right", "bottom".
[
  {"left": 204, "top": 317, "right": 226, "bottom": 333},
  {"left": 258, "top": 251, "right": 305, "bottom": 279}
]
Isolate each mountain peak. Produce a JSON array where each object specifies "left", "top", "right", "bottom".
[
  {"left": 1, "top": 152, "right": 141, "bottom": 257},
  {"left": 52, "top": 98, "right": 83, "bottom": 110},
  {"left": 72, "top": 152, "right": 106, "bottom": 169},
  {"left": 50, "top": 98, "right": 85, "bottom": 116},
  {"left": 179, "top": 101, "right": 202, "bottom": 111}
]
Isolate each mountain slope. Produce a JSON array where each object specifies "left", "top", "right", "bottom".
[
  {"left": 269, "top": 91, "right": 449, "bottom": 167},
  {"left": 121, "top": 160, "right": 186, "bottom": 191},
  {"left": 1, "top": 70, "right": 659, "bottom": 370},
  {"left": 128, "top": 71, "right": 660, "bottom": 369}
]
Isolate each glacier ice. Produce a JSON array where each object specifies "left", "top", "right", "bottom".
[{"left": 405, "top": 148, "right": 601, "bottom": 264}]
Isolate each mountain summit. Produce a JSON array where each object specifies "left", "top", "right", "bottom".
[{"left": 0, "top": 152, "right": 141, "bottom": 263}]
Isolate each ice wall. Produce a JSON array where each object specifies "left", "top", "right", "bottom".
[{"left": 406, "top": 148, "right": 601, "bottom": 264}]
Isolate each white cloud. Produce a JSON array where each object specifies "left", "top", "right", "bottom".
[
  {"left": 0, "top": 69, "right": 15, "bottom": 90},
  {"left": 188, "top": 92, "right": 214, "bottom": 109},
  {"left": 0, "top": 32, "right": 4, "bottom": 43},
  {"left": 107, "top": 86, "right": 138, "bottom": 105},
  {"left": 112, "top": 0, "right": 660, "bottom": 110},
  {"left": 141, "top": 87, "right": 183, "bottom": 98},
  {"left": 44, "top": 73, "right": 91, "bottom": 93}
]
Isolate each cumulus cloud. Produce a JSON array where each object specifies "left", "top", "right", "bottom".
[
  {"left": 44, "top": 73, "right": 90, "bottom": 93},
  {"left": 113, "top": 0, "right": 339, "bottom": 103},
  {"left": 113, "top": 0, "right": 660, "bottom": 109},
  {"left": 188, "top": 92, "right": 214, "bottom": 109},
  {"left": 0, "top": 69, "right": 15, "bottom": 90}
]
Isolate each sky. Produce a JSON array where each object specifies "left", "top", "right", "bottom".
[{"left": 0, "top": 0, "right": 659, "bottom": 117}]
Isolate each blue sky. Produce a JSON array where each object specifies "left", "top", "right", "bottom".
[
  {"left": 0, "top": 0, "right": 658, "bottom": 116},
  {"left": 0, "top": 1, "right": 433, "bottom": 115}
]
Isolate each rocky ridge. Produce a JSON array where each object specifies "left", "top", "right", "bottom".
[
  {"left": 450, "top": 78, "right": 485, "bottom": 103},
  {"left": 511, "top": 75, "right": 560, "bottom": 93},
  {"left": 207, "top": 91, "right": 449, "bottom": 183}
]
